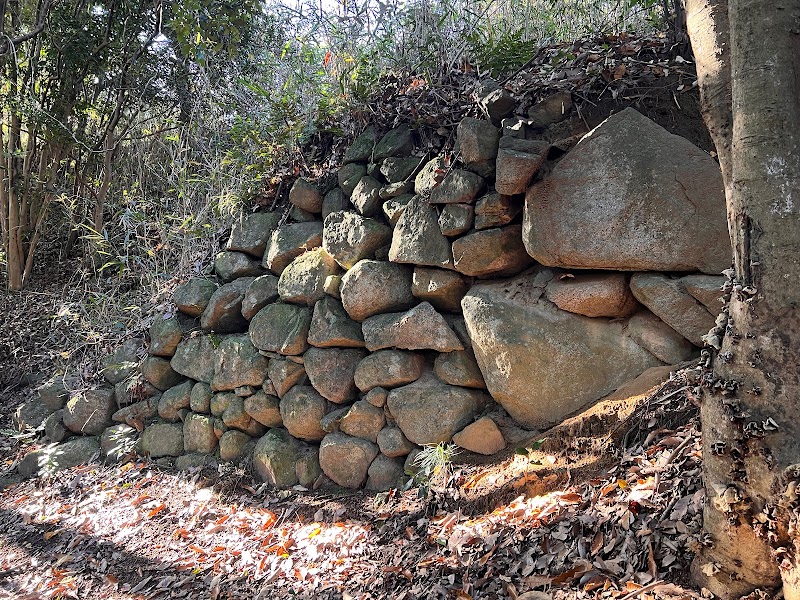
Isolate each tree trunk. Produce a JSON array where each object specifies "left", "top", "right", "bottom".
[{"left": 688, "top": 0, "right": 800, "bottom": 597}]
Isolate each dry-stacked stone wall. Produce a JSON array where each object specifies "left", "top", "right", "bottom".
[{"left": 16, "top": 91, "right": 731, "bottom": 490}]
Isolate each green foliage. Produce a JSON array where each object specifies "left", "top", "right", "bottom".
[{"left": 407, "top": 442, "right": 460, "bottom": 498}]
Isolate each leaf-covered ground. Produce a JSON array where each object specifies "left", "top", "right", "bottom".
[{"left": 0, "top": 372, "right": 706, "bottom": 600}]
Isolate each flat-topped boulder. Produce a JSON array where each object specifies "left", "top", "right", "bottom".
[
  {"left": 263, "top": 222, "right": 323, "bottom": 275},
  {"left": 362, "top": 302, "right": 464, "bottom": 352},
  {"left": 524, "top": 108, "right": 730, "bottom": 274},
  {"left": 462, "top": 270, "right": 662, "bottom": 428},
  {"left": 323, "top": 211, "right": 391, "bottom": 270},
  {"left": 226, "top": 212, "right": 281, "bottom": 258},
  {"left": 388, "top": 196, "right": 453, "bottom": 269}
]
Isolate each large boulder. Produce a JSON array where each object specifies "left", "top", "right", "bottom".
[
  {"left": 171, "top": 335, "right": 217, "bottom": 383},
  {"left": 434, "top": 349, "right": 486, "bottom": 389},
  {"left": 149, "top": 316, "right": 183, "bottom": 357},
  {"left": 461, "top": 270, "right": 662, "bottom": 428},
  {"left": 63, "top": 388, "right": 116, "bottom": 435},
  {"left": 339, "top": 260, "right": 414, "bottom": 322},
  {"left": 140, "top": 356, "right": 185, "bottom": 391},
  {"left": 339, "top": 400, "right": 385, "bottom": 443},
  {"left": 523, "top": 108, "right": 729, "bottom": 274},
  {"left": 15, "top": 399, "right": 50, "bottom": 431},
  {"left": 319, "top": 432, "right": 379, "bottom": 488},
  {"left": 343, "top": 127, "right": 378, "bottom": 164},
  {"left": 452, "top": 225, "right": 533, "bottom": 278},
  {"left": 263, "top": 222, "right": 323, "bottom": 275},
  {"left": 630, "top": 273, "right": 716, "bottom": 346},
  {"left": 101, "top": 339, "right": 141, "bottom": 384},
  {"left": 457, "top": 118, "right": 500, "bottom": 170},
  {"left": 362, "top": 302, "right": 464, "bottom": 352},
  {"left": 244, "top": 391, "right": 283, "bottom": 427},
  {"left": 625, "top": 311, "right": 696, "bottom": 364},
  {"left": 158, "top": 380, "right": 193, "bottom": 422},
  {"left": 428, "top": 169, "right": 486, "bottom": 204},
  {"left": 474, "top": 193, "right": 521, "bottom": 230},
  {"left": 226, "top": 212, "right": 281, "bottom": 258},
  {"left": 307, "top": 296, "right": 365, "bottom": 348},
  {"left": 495, "top": 137, "right": 549, "bottom": 195},
  {"left": 200, "top": 277, "right": 253, "bottom": 333},
  {"left": 214, "top": 251, "right": 264, "bottom": 282},
  {"left": 374, "top": 125, "right": 414, "bottom": 161},
  {"left": 18, "top": 437, "right": 100, "bottom": 479},
  {"left": 280, "top": 386, "right": 329, "bottom": 441},
  {"left": 277, "top": 248, "right": 340, "bottom": 306},
  {"left": 249, "top": 303, "right": 312, "bottom": 356},
  {"left": 304, "top": 347, "right": 367, "bottom": 404},
  {"left": 253, "top": 429, "right": 307, "bottom": 487},
  {"left": 411, "top": 267, "right": 470, "bottom": 313},
  {"left": 139, "top": 422, "right": 184, "bottom": 458},
  {"left": 386, "top": 371, "right": 490, "bottom": 445},
  {"left": 452, "top": 416, "right": 506, "bottom": 455},
  {"left": 354, "top": 349, "right": 426, "bottom": 392},
  {"left": 388, "top": 197, "right": 453, "bottom": 269},
  {"left": 350, "top": 176, "right": 383, "bottom": 217},
  {"left": 289, "top": 178, "right": 323, "bottom": 213},
  {"left": 241, "top": 274, "right": 280, "bottom": 320},
  {"left": 322, "top": 211, "right": 391, "bottom": 269},
  {"left": 438, "top": 203, "right": 474, "bottom": 237},
  {"left": 183, "top": 413, "right": 218, "bottom": 453},
  {"left": 212, "top": 335, "right": 268, "bottom": 391},
  {"left": 268, "top": 358, "right": 307, "bottom": 397},
  {"left": 681, "top": 274, "right": 725, "bottom": 312},
  {"left": 174, "top": 278, "right": 217, "bottom": 317}
]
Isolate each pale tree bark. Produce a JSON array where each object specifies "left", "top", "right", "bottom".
[{"left": 687, "top": 0, "right": 800, "bottom": 598}]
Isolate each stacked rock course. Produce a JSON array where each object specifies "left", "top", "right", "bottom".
[{"left": 18, "top": 95, "right": 731, "bottom": 490}]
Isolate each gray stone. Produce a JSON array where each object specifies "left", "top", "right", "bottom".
[
  {"left": 374, "top": 126, "right": 414, "bottom": 161},
  {"left": 323, "top": 274, "right": 341, "bottom": 298},
  {"left": 112, "top": 398, "right": 158, "bottom": 425},
  {"left": 527, "top": 91, "right": 573, "bottom": 127},
  {"left": 322, "top": 188, "right": 350, "bottom": 220},
  {"left": 630, "top": 273, "right": 716, "bottom": 346},
  {"left": 241, "top": 275, "right": 279, "bottom": 320},
  {"left": 524, "top": 109, "right": 730, "bottom": 274},
  {"left": 219, "top": 430, "right": 253, "bottom": 462},
  {"left": 280, "top": 386, "right": 329, "bottom": 441},
  {"left": 462, "top": 270, "right": 662, "bottom": 428},
  {"left": 339, "top": 260, "right": 414, "bottom": 322},
  {"left": 414, "top": 157, "right": 446, "bottom": 196},
  {"left": 15, "top": 398, "right": 50, "bottom": 431},
  {"left": 323, "top": 211, "right": 391, "bottom": 270},
  {"left": 290, "top": 205, "right": 317, "bottom": 222},
  {"left": 338, "top": 163, "right": 367, "bottom": 197},
  {"left": 141, "top": 356, "right": 185, "bottom": 391},
  {"left": 350, "top": 176, "right": 383, "bottom": 217},
  {"left": 183, "top": 412, "right": 218, "bottom": 453},
  {"left": 438, "top": 204, "right": 474, "bottom": 237},
  {"left": 308, "top": 296, "right": 365, "bottom": 348},
  {"left": 278, "top": 248, "right": 340, "bottom": 306},
  {"left": 19, "top": 437, "right": 100, "bottom": 478},
  {"left": 626, "top": 310, "right": 696, "bottom": 364},
  {"left": 380, "top": 180, "right": 414, "bottom": 199},
  {"left": 244, "top": 391, "right": 283, "bottom": 427},
  {"left": 452, "top": 416, "right": 506, "bottom": 455},
  {"left": 364, "top": 387, "right": 388, "bottom": 408},
  {"left": 45, "top": 410, "right": 70, "bottom": 442},
  {"left": 252, "top": 428, "right": 302, "bottom": 487},
  {"left": 149, "top": 316, "right": 182, "bottom": 357},
  {"left": 434, "top": 349, "right": 486, "bottom": 388},
  {"left": 235, "top": 385, "right": 256, "bottom": 397},
  {"left": 354, "top": 350, "right": 426, "bottom": 392},
  {"left": 320, "top": 406, "right": 349, "bottom": 433},
  {"left": 495, "top": 137, "right": 549, "bottom": 196},
  {"left": 545, "top": 273, "right": 640, "bottom": 318},
  {"left": 37, "top": 376, "right": 72, "bottom": 412},
  {"left": 412, "top": 267, "right": 470, "bottom": 313},
  {"left": 380, "top": 156, "right": 421, "bottom": 183},
  {"left": 681, "top": 274, "right": 726, "bottom": 312},
  {"left": 213, "top": 417, "right": 227, "bottom": 439},
  {"left": 474, "top": 193, "right": 520, "bottom": 230},
  {"left": 158, "top": 380, "right": 193, "bottom": 422},
  {"left": 452, "top": 225, "right": 533, "bottom": 278},
  {"left": 174, "top": 279, "right": 218, "bottom": 318},
  {"left": 296, "top": 447, "right": 322, "bottom": 487},
  {"left": 457, "top": 118, "right": 500, "bottom": 166},
  {"left": 214, "top": 251, "right": 264, "bottom": 282},
  {"left": 362, "top": 302, "right": 464, "bottom": 352},
  {"left": 383, "top": 195, "right": 414, "bottom": 227},
  {"left": 222, "top": 396, "right": 256, "bottom": 431},
  {"left": 386, "top": 372, "right": 490, "bottom": 445},
  {"left": 343, "top": 127, "right": 378, "bottom": 164},
  {"left": 263, "top": 222, "right": 323, "bottom": 275},
  {"left": 171, "top": 335, "right": 217, "bottom": 383},
  {"left": 175, "top": 453, "right": 218, "bottom": 470},
  {"left": 319, "top": 432, "right": 379, "bottom": 488},
  {"left": 289, "top": 178, "right": 323, "bottom": 213},
  {"left": 139, "top": 422, "right": 184, "bottom": 458},
  {"left": 249, "top": 303, "right": 311, "bottom": 356},
  {"left": 212, "top": 335, "right": 268, "bottom": 391},
  {"left": 268, "top": 358, "right": 307, "bottom": 398},
  {"left": 210, "top": 392, "right": 235, "bottom": 417},
  {"left": 200, "top": 277, "right": 253, "bottom": 333},
  {"left": 429, "top": 169, "right": 486, "bottom": 205},
  {"left": 340, "top": 400, "right": 385, "bottom": 443},
  {"left": 101, "top": 424, "right": 138, "bottom": 460},
  {"left": 226, "top": 212, "right": 281, "bottom": 258},
  {"left": 388, "top": 197, "right": 453, "bottom": 269},
  {"left": 304, "top": 347, "right": 367, "bottom": 404},
  {"left": 366, "top": 454, "right": 406, "bottom": 491},
  {"left": 377, "top": 426, "right": 416, "bottom": 458},
  {"left": 190, "top": 382, "right": 213, "bottom": 413},
  {"left": 477, "top": 80, "right": 516, "bottom": 121},
  {"left": 444, "top": 314, "right": 472, "bottom": 349},
  {"left": 63, "top": 388, "right": 115, "bottom": 435},
  {"left": 102, "top": 339, "right": 141, "bottom": 384}
]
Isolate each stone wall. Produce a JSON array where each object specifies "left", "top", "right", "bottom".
[{"left": 16, "top": 94, "right": 730, "bottom": 490}]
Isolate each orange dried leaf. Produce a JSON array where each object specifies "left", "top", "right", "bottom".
[{"left": 147, "top": 503, "right": 166, "bottom": 518}]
